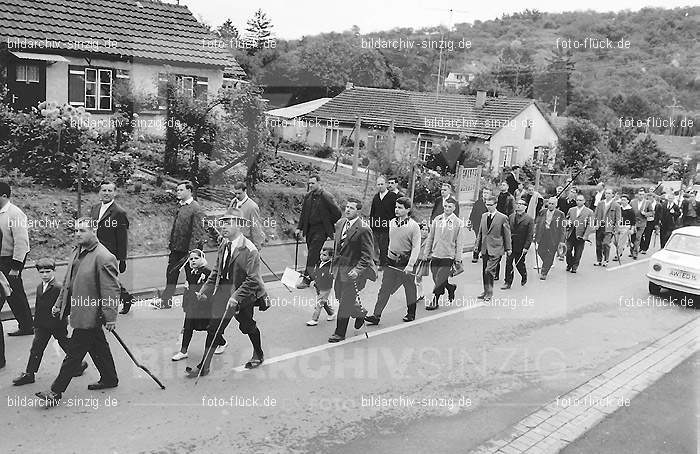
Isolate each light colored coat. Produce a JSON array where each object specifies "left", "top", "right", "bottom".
[
  {"left": 227, "top": 196, "right": 266, "bottom": 248},
  {"left": 53, "top": 239, "right": 120, "bottom": 329},
  {"left": 476, "top": 211, "right": 512, "bottom": 257},
  {"left": 0, "top": 201, "right": 30, "bottom": 262},
  {"left": 424, "top": 213, "right": 465, "bottom": 261},
  {"left": 566, "top": 205, "right": 595, "bottom": 239}
]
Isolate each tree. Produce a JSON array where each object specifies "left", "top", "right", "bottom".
[
  {"left": 244, "top": 9, "right": 274, "bottom": 54},
  {"left": 533, "top": 47, "right": 574, "bottom": 113},
  {"left": 495, "top": 42, "right": 534, "bottom": 97},
  {"left": 612, "top": 135, "right": 671, "bottom": 178},
  {"left": 558, "top": 118, "right": 601, "bottom": 168},
  {"left": 217, "top": 18, "right": 239, "bottom": 43}
]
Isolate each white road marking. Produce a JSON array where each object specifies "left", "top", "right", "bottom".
[
  {"left": 606, "top": 257, "right": 651, "bottom": 271},
  {"left": 232, "top": 302, "right": 486, "bottom": 372}
]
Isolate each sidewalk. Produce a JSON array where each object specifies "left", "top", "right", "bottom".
[
  {"left": 278, "top": 150, "right": 376, "bottom": 179},
  {"left": 470, "top": 317, "right": 699, "bottom": 454}
]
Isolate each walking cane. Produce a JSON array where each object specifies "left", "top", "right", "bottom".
[
  {"left": 260, "top": 255, "right": 293, "bottom": 293},
  {"left": 294, "top": 233, "right": 299, "bottom": 272},
  {"left": 533, "top": 240, "right": 541, "bottom": 273},
  {"left": 111, "top": 330, "right": 166, "bottom": 390},
  {"left": 195, "top": 304, "right": 231, "bottom": 385}
]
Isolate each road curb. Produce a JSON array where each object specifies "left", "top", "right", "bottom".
[{"left": 469, "top": 316, "right": 700, "bottom": 454}]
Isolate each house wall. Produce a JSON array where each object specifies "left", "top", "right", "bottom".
[
  {"left": 45, "top": 56, "right": 224, "bottom": 137},
  {"left": 486, "top": 103, "right": 558, "bottom": 175}
]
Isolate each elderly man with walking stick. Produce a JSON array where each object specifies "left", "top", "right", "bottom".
[
  {"left": 502, "top": 198, "right": 534, "bottom": 289},
  {"left": 35, "top": 218, "right": 121, "bottom": 408}
]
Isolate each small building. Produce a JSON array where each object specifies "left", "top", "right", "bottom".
[
  {"left": 0, "top": 0, "right": 246, "bottom": 137},
  {"left": 265, "top": 98, "right": 333, "bottom": 142},
  {"left": 443, "top": 72, "right": 471, "bottom": 91},
  {"left": 298, "top": 86, "right": 559, "bottom": 175}
]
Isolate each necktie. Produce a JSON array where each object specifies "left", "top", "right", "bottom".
[
  {"left": 340, "top": 221, "right": 349, "bottom": 249},
  {"left": 487, "top": 214, "right": 493, "bottom": 230},
  {"left": 222, "top": 242, "right": 232, "bottom": 280}
]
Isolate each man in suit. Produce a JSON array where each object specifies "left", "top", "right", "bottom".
[
  {"left": 565, "top": 194, "right": 594, "bottom": 273},
  {"left": 227, "top": 181, "right": 266, "bottom": 249},
  {"left": 656, "top": 192, "right": 681, "bottom": 248},
  {"left": 0, "top": 182, "right": 33, "bottom": 335},
  {"left": 640, "top": 192, "right": 659, "bottom": 254},
  {"left": 366, "top": 197, "right": 422, "bottom": 324},
  {"left": 157, "top": 180, "right": 206, "bottom": 309},
  {"left": 189, "top": 209, "right": 268, "bottom": 376},
  {"left": 469, "top": 188, "right": 490, "bottom": 263},
  {"left": 13, "top": 258, "right": 88, "bottom": 385},
  {"left": 496, "top": 181, "right": 515, "bottom": 216},
  {"left": 503, "top": 199, "right": 534, "bottom": 289},
  {"left": 505, "top": 167, "right": 520, "bottom": 196},
  {"left": 680, "top": 191, "right": 698, "bottom": 227},
  {"left": 523, "top": 184, "right": 544, "bottom": 219},
  {"left": 593, "top": 189, "right": 621, "bottom": 267},
  {"left": 90, "top": 181, "right": 133, "bottom": 314},
  {"left": 296, "top": 174, "right": 342, "bottom": 289},
  {"left": 430, "top": 182, "right": 461, "bottom": 221},
  {"left": 35, "top": 218, "right": 121, "bottom": 408},
  {"left": 629, "top": 188, "right": 653, "bottom": 259},
  {"left": 557, "top": 187, "right": 577, "bottom": 216},
  {"left": 328, "top": 198, "right": 377, "bottom": 343},
  {"left": 369, "top": 176, "right": 398, "bottom": 267},
  {"left": 534, "top": 197, "right": 566, "bottom": 279},
  {"left": 476, "top": 197, "right": 511, "bottom": 302}
]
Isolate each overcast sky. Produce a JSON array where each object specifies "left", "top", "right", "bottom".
[{"left": 182, "top": 0, "right": 696, "bottom": 39}]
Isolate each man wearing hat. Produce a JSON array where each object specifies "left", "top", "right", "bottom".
[{"left": 188, "top": 208, "right": 268, "bottom": 377}]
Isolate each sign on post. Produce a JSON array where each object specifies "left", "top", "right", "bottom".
[{"left": 456, "top": 165, "right": 482, "bottom": 202}]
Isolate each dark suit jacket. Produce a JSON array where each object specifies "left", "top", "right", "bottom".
[
  {"left": 469, "top": 197, "right": 488, "bottom": 232},
  {"left": 566, "top": 206, "right": 595, "bottom": 239},
  {"left": 508, "top": 212, "right": 534, "bottom": 251},
  {"left": 496, "top": 191, "right": 515, "bottom": 216},
  {"left": 594, "top": 200, "right": 622, "bottom": 233},
  {"left": 298, "top": 189, "right": 342, "bottom": 238},
  {"left": 169, "top": 200, "right": 206, "bottom": 252},
  {"left": 430, "top": 196, "right": 461, "bottom": 222},
  {"left": 535, "top": 209, "right": 566, "bottom": 246},
  {"left": 630, "top": 199, "right": 653, "bottom": 229},
  {"left": 90, "top": 202, "right": 129, "bottom": 260},
  {"left": 331, "top": 217, "right": 377, "bottom": 283},
  {"left": 476, "top": 211, "right": 512, "bottom": 257},
  {"left": 369, "top": 191, "right": 398, "bottom": 232},
  {"left": 506, "top": 172, "right": 519, "bottom": 196},
  {"left": 34, "top": 280, "right": 63, "bottom": 330},
  {"left": 655, "top": 200, "right": 680, "bottom": 231},
  {"left": 200, "top": 236, "right": 267, "bottom": 313}
]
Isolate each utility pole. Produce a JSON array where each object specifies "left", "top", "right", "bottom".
[
  {"left": 352, "top": 116, "right": 361, "bottom": 175},
  {"left": 552, "top": 96, "right": 559, "bottom": 116}
]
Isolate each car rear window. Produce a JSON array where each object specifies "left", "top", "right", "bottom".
[{"left": 665, "top": 234, "right": 700, "bottom": 256}]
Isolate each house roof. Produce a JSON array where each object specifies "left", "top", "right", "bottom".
[
  {"left": 647, "top": 134, "right": 700, "bottom": 160},
  {"left": 266, "top": 98, "right": 333, "bottom": 119},
  {"left": 0, "top": 0, "right": 244, "bottom": 71},
  {"left": 306, "top": 86, "right": 543, "bottom": 140}
]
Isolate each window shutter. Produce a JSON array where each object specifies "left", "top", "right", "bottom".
[
  {"left": 68, "top": 65, "right": 85, "bottom": 106},
  {"left": 498, "top": 147, "right": 506, "bottom": 168},
  {"left": 510, "top": 148, "right": 518, "bottom": 166},
  {"left": 194, "top": 76, "right": 208, "bottom": 99},
  {"left": 157, "top": 73, "right": 168, "bottom": 110}
]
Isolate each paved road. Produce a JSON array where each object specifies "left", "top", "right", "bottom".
[
  {"left": 562, "top": 352, "right": 697, "bottom": 454},
  {"left": 1, "top": 240, "right": 696, "bottom": 453}
]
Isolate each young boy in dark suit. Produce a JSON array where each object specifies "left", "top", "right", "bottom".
[
  {"left": 12, "top": 258, "right": 87, "bottom": 386},
  {"left": 306, "top": 247, "right": 336, "bottom": 326}
]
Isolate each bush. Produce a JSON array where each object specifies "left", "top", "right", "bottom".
[
  {"left": 151, "top": 190, "right": 177, "bottom": 204},
  {"left": 311, "top": 144, "right": 334, "bottom": 158},
  {"left": 413, "top": 172, "right": 446, "bottom": 204},
  {"left": 0, "top": 168, "right": 34, "bottom": 187}
]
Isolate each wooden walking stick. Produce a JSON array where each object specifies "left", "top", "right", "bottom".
[
  {"left": 111, "top": 330, "right": 166, "bottom": 390},
  {"left": 194, "top": 305, "right": 231, "bottom": 385}
]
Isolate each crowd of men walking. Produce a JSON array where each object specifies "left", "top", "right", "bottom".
[{"left": 0, "top": 170, "right": 697, "bottom": 408}]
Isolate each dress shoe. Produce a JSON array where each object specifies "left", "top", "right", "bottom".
[
  {"left": 571, "top": 267, "right": 577, "bottom": 273},
  {"left": 328, "top": 334, "right": 345, "bottom": 343},
  {"left": 354, "top": 316, "right": 365, "bottom": 329},
  {"left": 119, "top": 302, "right": 132, "bottom": 315},
  {"left": 594, "top": 262, "right": 602, "bottom": 266},
  {"left": 641, "top": 250, "right": 647, "bottom": 254},
  {"left": 13, "top": 372, "right": 35, "bottom": 386},
  {"left": 402, "top": 314, "right": 415, "bottom": 322},
  {"left": 8, "top": 329, "right": 33, "bottom": 336},
  {"left": 447, "top": 283, "right": 456, "bottom": 302},
  {"left": 477, "top": 293, "right": 489, "bottom": 300},
  {"left": 566, "top": 265, "right": 572, "bottom": 272},
  {"left": 539, "top": 273, "right": 547, "bottom": 280},
  {"left": 73, "top": 361, "right": 88, "bottom": 377},
  {"left": 87, "top": 381, "right": 118, "bottom": 390},
  {"left": 500, "top": 283, "right": 511, "bottom": 290},
  {"left": 471, "top": 258, "right": 478, "bottom": 263},
  {"left": 244, "top": 355, "right": 264, "bottom": 369},
  {"left": 185, "top": 365, "right": 208, "bottom": 378},
  {"left": 521, "top": 277, "right": 527, "bottom": 286},
  {"left": 364, "top": 315, "right": 380, "bottom": 326},
  {"left": 35, "top": 390, "right": 61, "bottom": 408},
  {"left": 633, "top": 256, "right": 638, "bottom": 260}
]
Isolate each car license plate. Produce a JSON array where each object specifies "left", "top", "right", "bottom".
[{"left": 669, "top": 268, "right": 697, "bottom": 281}]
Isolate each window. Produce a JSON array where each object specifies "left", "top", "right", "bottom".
[
  {"left": 500, "top": 146, "right": 517, "bottom": 167},
  {"left": 83, "top": 68, "right": 112, "bottom": 110},
  {"left": 533, "top": 146, "right": 550, "bottom": 165},
  {"left": 16, "top": 64, "right": 39, "bottom": 83},
  {"left": 177, "top": 76, "right": 194, "bottom": 97},
  {"left": 665, "top": 234, "right": 700, "bottom": 256},
  {"left": 418, "top": 139, "right": 433, "bottom": 161},
  {"left": 524, "top": 119, "right": 533, "bottom": 140},
  {"left": 325, "top": 128, "right": 346, "bottom": 149}
]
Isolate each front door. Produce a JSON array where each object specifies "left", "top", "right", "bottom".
[{"left": 6, "top": 59, "right": 46, "bottom": 111}]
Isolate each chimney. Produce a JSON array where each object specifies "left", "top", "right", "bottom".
[
  {"left": 476, "top": 90, "right": 486, "bottom": 108},
  {"left": 346, "top": 82, "right": 354, "bottom": 90}
]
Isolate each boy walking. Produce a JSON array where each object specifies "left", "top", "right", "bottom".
[
  {"left": 306, "top": 247, "right": 336, "bottom": 326},
  {"left": 12, "top": 258, "right": 87, "bottom": 386}
]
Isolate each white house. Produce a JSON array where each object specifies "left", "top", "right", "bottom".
[
  {"left": 0, "top": 0, "right": 246, "bottom": 137},
  {"left": 297, "top": 86, "right": 560, "bottom": 175}
]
